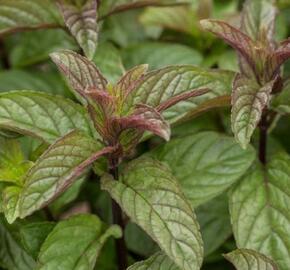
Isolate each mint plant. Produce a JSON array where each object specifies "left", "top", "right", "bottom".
[{"left": 0, "top": 0, "right": 290, "bottom": 269}]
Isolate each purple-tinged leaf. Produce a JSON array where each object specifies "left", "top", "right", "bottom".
[
  {"left": 50, "top": 50, "right": 107, "bottom": 102},
  {"left": 156, "top": 88, "right": 209, "bottom": 112},
  {"left": 125, "top": 66, "right": 234, "bottom": 123},
  {"left": 112, "top": 104, "right": 170, "bottom": 141},
  {"left": 17, "top": 130, "right": 113, "bottom": 221},
  {"left": 85, "top": 88, "right": 116, "bottom": 138},
  {"left": 231, "top": 74, "right": 276, "bottom": 149},
  {"left": 266, "top": 38, "right": 290, "bottom": 79},
  {"left": 200, "top": 19, "right": 260, "bottom": 77},
  {"left": 241, "top": 0, "right": 277, "bottom": 48},
  {"left": 58, "top": 0, "right": 98, "bottom": 60},
  {"left": 114, "top": 64, "right": 148, "bottom": 107}
]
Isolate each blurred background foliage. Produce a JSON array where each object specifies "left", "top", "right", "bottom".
[{"left": 0, "top": 0, "right": 290, "bottom": 269}]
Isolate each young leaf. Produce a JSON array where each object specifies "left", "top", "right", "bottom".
[
  {"left": 102, "top": 157, "right": 204, "bottom": 270},
  {"left": 0, "top": 0, "right": 61, "bottom": 35},
  {"left": 229, "top": 152, "right": 290, "bottom": 270},
  {"left": 20, "top": 222, "right": 55, "bottom": 259},
  {"left": 112, "top": 104, "right": 171, "bottom": 141},
  {"left": 125, "top": 66, "right": 234, "bottom": 123},
  {"left": 0, "top": 216, "right": 36, "bottom": 270},
  {"left": 241, "top": 0, "right": 277, "bottom": 46},
  {"left": 37, "top": 214, "right": 121, "bottom": 270},
  {"left": 224, "top": 249, "right": 278, "bottom": 270},
  {"left": 50, "top": 50, "right": 107, "bottom": 101},
  {"left": 2, "top": 186, "right": 22, "bottom": 224},
  {"left": 0, "top": 91, "right": 93, "bottom": 144},
  {"left": 58, "top": 0, "right": 98, "bottom": 59},
  {"left": 128, "top": 252, "right": 180, "bottom": 270},
  {"left": 231, "top": 75, "right": 276, "bottom": 149},
  {"left": 0, "top": 138, "right": 32, "bottom": 184},
  {"left": 150, "top": 131, "right": 255, "bottom": 207},
  {"left": 200, "top": 19, "right": 257, "bottom": 74},
  {"left": 18, "top": 130, "right": 112, "bottom": 221}
]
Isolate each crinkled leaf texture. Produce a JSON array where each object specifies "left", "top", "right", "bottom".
[
  {"left": 37, "top": 214, "right": 121, "bottom": 270},
  {"left": 0, "top": 0, "right": 61, "bottom": 34},
  {"left": 224, "top": 249, "right": 278, "bottom": 270},
  {"left": 50, "top": 50, "right": 107, "bottom": 102},
  {"left": 150, "top": 131, "right": 255, "bottom": 207},
  {"left": 16, "top": 130, "right": 110, "bottom": 222},
  {"left": 102, "top": 157, "right": 204, "bottom": 270},
  {"left": 0, "top": 91, "right": 93, "bottom": 144},
  {"left": 231, "top": 75, "right": 275, "bottom": 149},
  {"left": 0, "top": 216, "right": 36, "bottom": 270},
  {"left": 128, "top": 252, "right": 180, "bottom": 270},
  {"left": 58, "top": 0, "right": 98, "bottom": 59},
  {"left": 125, "top": 66, "right": 234, "bottom": 123},
  {"left": 230, "top": 152, "right": 290, "bottom": 270}
]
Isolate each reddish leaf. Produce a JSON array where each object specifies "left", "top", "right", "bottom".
[
  {"left": 200, "top": 19, "right": 258, "bottom": 75},
  {"left": 50, "top": 50, "right": 107, "bottom": 101},
  {"left": 112, "top": 104, "right": 170, "bottom": 142},
  {"left": 58, "top": 0, "right": 98, "bottom": 59}
]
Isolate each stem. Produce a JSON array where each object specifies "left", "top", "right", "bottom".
[
  {"left": 109, "top": 162, "right": 128, "bottom": 270},
  {"left": 259, "top": 110, "right": 268, "bottom": 165}
]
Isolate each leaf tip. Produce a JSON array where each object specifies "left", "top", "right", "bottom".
[{"left": 199, "top": 19, "right": 211, "bottom": 30}]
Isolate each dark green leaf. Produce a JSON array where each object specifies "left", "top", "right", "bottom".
[
  {"left": 0, "top": 216, "right": 36, "bottom": 270},
  {"left": 38, "top": 214, "right": 121, "bottom": 270},
  {"left": 150, "top": 131, "right": 255, "bottom": 206},
  {"left": 0, "top": 0, "right": 61, "bottom": 35}
]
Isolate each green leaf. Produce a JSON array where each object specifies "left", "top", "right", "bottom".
[
  {"left": 93, "top": 42, "right": 125, "bottom": 84},
  {"left": 224, "top": 249, "right": 278, "bottom": 270},
  {"left": 126, "top": 66, "right": 234, "bottom": 123},
  {"left": 8, "top": 29, "right": 77, "bottom": 68},
  {"left": 122, "top": 42, "right": 203, "bottom": 70},
  {"left": 150, "top": 131, "right": 255, "bottom": 207},
  {"left": 0, "top": 91, "right": 93, "bottom": 144},
  {"left": 58, "top": 0, "right": 98, "bottom": 59},
  {"left": 231, "top": 75, "right": 275, "bottom": 149},
  {"left": 0, "top": 216, "right": 36, "bottom": 270},
  {"left": 0, "top": 0, "right": 61, "bottom": 35},
  {"left": 271, "top": 80, "right": 290, "bottom": 114},
  {"left": 241, "top": 0, "right": 277, "bottom": 45},
  {"left": 0, "top": 69, "right": 72, "bottom": 97},
  {"left": 20, "top": 222, "right": 55, "bottom": 259},
  {"left": 0, "top": 137, "right": 32, "bottom": 184},
  {"left": 38, "top": 214, "right": 121, "bottom": 270},
  {"left": 125, "top": 222, "right": 159, "bottom": 257},
  {"left": 196, "top": 194, "right": 232, "bottom": 256},
  {"left": 140, "top": 6, "right": 197, "bottom": 35},
  {"left": 18, "top": 130, "right": 110, "bottom": 221},
  {"left": 50, "top": 50, "right": 108, "bottom": 102},
  {"left": 102, "top": 157, "right": 204, "bottom": 270},
  {"left": 2, "top": 186, "right": 21, "bottom": 224},
  {"left": 229, "top": 152, "right": 290, "bottom": 270},
  {"left": 49, "top": 176, "right": 85, "bottom": 215},
  {"left": 128, "top": 252, "right": 180, "bottom": 270}
]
